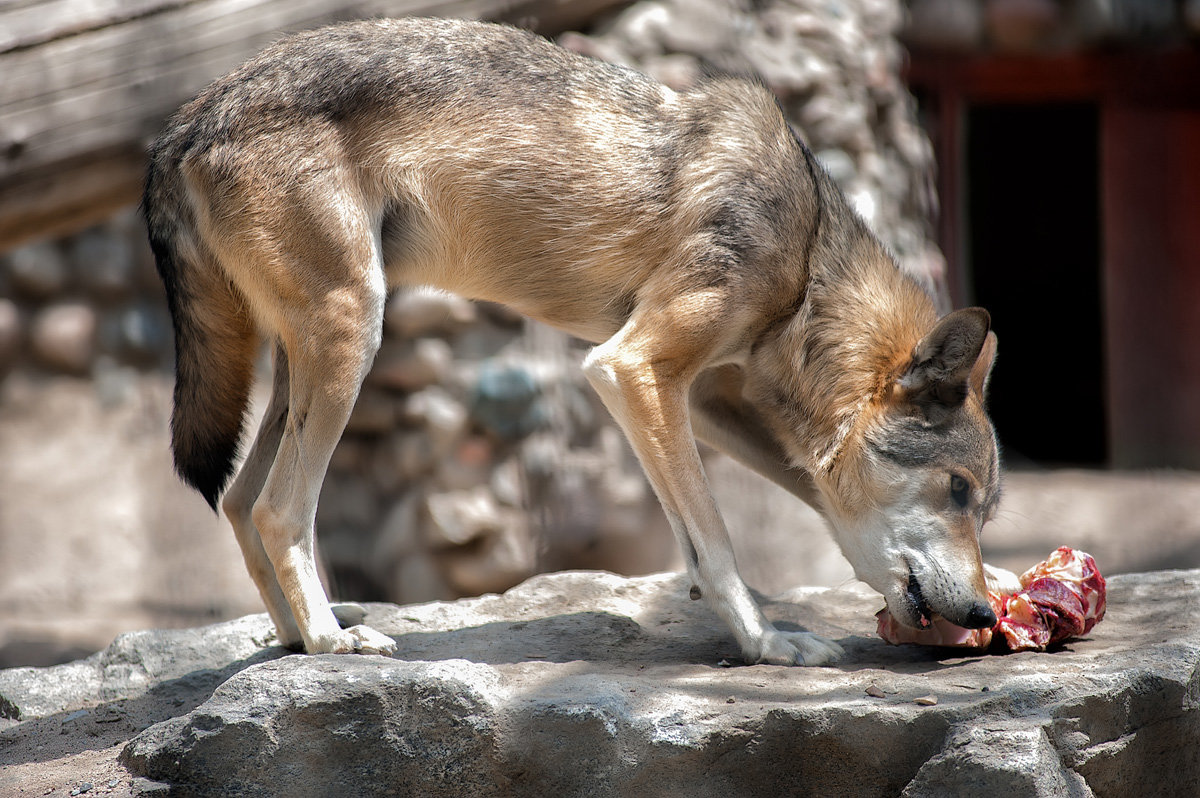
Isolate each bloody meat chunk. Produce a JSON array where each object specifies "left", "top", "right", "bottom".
[{"left": 876, "top": 547, "right": 1106, "bottom": 652}]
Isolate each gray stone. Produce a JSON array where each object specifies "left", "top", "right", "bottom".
[
  {"left": 115, "top": 304, "right": 169, "bottom": 363},
  {"left": 368, "top": 432, "right": 435, "bottom": 492},
  {"left": 4, "top": 569, "right": 1185, "bottom": 795},
  {"left": 468, "top": 362, "right": 547, "bottom": 440},
  {"left": 0, "top": 615, "right": 277, "bottom": 721},
  {"left": 30, "top": 303, "right": 96, "bottom": 374},
  {"left": 0, "top": 298, "right": 20, "bottom": 375},
  {"left": 383, "top": 290, "right": 476, "bottom": 339},
  {"left": 71, "top": 228, "right": 135, "bottom": 301},
  {"left": 425, "top": 486, "right": 537, "bottom": 594},
  {"left": 6, "top": 240, "right": 69, "bottom": 298},
  {"left": 121, "top": 659, "right": 504, "bottom": 797},
  {"left": 904, "top": 0, "right": 985, "bottom": 51},
  {"left": 130, "top": 778, "right": 172, "bottom": 796},
  {"left": 315, "top": 472, "right": 380, "bottom": 531},
  {"left": 435, "top": 434, "right": 495, "bottom": 492},
  {"left": 343, "top": 391, "right": 398, "bottom": 435},
  {"left": 401, "top": 387, "right": 468, "bottom": 457},
  {"left": 903, "top": 721, "right": 1092, "bottom": 796},
  {"left": 368, "top": 337, "right": 454, "bottom": 393}
]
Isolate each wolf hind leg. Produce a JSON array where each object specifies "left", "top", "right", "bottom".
[
  {"left": 220, "top": 326, "right": 386, "bottom": 650},
  {"left": 246, "top": 273, "right": 397, "bottom": 656},
  {"left": 221, "top": 342, "right": 305, "bottom": 648}
]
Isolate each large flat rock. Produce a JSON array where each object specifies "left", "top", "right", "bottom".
[{"left": 4, "top": 570, "right": 1199, "bottom": 796}]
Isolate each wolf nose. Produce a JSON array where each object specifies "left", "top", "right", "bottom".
[{"left": 962, "top": 601, "right": 997, "bottom": 629}]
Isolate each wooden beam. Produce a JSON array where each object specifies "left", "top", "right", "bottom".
[{"left": 0, "top": 0, "right": 630, "bottom": 252}]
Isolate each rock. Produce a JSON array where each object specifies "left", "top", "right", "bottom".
[
  {"left": 0, "top": 298, "right": 20, "bottom": 375},
  {"left": 424, "top": 485, "right": 536, "bottom": 594},
  {"left": 383, "top": 290, "right": 477, "bottom": 339},
  {"left": 315, "top": 472, "right": 380, "bottom": 532},
  {"left": 401, "top": 387, "right": 469, "bottom": 456},
  {"left": 435, "top": 510, "right": 536, "bottom": 596},
  {"left": 367, "top": 432, "right": 435, "bottom": 492},
  {"left": 0, "top": 615, "right": 278, "bottom": 721},
  {"left": 468, "top": 362, "right": 547, "bottom": 440},
  {"left": 114, "top": 304, "right": 169, "bottom": 363},
  {"left": 6, "top": 240, "right": 69, "bottom": 298},
  {"left": 368, "top": 337, "right": 454, "bottom": 393},
  {"left": 30, "top": 303, "right": 97, "bottom": 374},
  {"left": 904, "top": 0, "right": 985, "bottom": 51},
  {"left": 328, "top": 436, "right": 372, "bottom": 473},
  {"left": 425, "top": 486, "right": 503, "bottom": 547},
  {"left": 71, "top": 228, "right": 134, "bottom": 301},
  {"left": 121, "top": 659, "right": 505, "bottom": 796},
  {"left": 5, "top": 570, "right": 1191, "bottom": 794},
  {"left": 375, "top": 493, "right": 456, "bottom": 604},
  {"left": 437, "top": 435, "right": 495, "bottom": 491},
  {"left": 903, "top": 721, "right": 1091, "bottom": 795},
  {"left": 344, "top": 391, "right": 398, "bottom": 435}
]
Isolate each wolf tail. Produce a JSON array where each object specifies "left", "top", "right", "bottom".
[{"left": 144, "top": 154, "right": 258, "bottom": 512}]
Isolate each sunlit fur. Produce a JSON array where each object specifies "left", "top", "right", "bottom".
[{"left": 145, "top": 17, "right": 1000, "bottom": 664}]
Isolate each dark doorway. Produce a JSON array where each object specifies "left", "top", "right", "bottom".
[{"left": 965, "top": 104, "right": 1106, "bottom": 466}]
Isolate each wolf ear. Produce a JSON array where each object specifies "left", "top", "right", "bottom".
[
  {"left": 969, "top": 329, "right": 998, "bottom": 398},
  {"left": 898, "top": 307, "right": 991, "bottom": 410}
]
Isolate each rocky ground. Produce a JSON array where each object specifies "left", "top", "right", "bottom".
[
  {"left": 3, "top": 386, "right": 1200, "bottom": 795},
  {"left": 1, "top": 375, "right": 1198, "bottom": 794},
  {"left": 2, "top": 569, "right": 1198, "bottom": 796}
]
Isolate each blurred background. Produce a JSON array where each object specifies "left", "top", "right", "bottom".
[{"left": 1, "top": 0, "right": 1198, "bottom": 667}]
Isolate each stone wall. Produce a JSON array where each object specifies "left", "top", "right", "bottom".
[{"left": 0, "top": 208, "right": 169, "bottom": 388}]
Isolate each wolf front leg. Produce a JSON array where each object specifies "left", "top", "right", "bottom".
[{"left": 582, "top": 298, "right": 842, "bottom": 666}]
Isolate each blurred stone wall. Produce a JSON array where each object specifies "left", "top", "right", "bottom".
[
  {"left": 0, "top": 0, "right": 945, "bottom": 611},
  {"left": 0, "top": 208, "right": 171, "bottom": 391}
]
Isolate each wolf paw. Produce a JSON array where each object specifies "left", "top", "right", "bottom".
[
  {"left": 752, "top": 630, "right": 844, "bottom": 666},
  {"left": 311, "top": 624, "right": 397, "bottom": 656}
]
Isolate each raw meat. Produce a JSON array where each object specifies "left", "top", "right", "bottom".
[{"left": 876, "top": 547, "right": 1106, "bottom": 652}]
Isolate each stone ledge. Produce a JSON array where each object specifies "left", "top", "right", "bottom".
[{"left": 3, "top": 569, "right": 1198, "bottom": 796}]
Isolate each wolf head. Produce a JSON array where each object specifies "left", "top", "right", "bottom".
[
  {"left": 751, "top": 306, "right": 1001, "bottom": 630},
  {"left": 831, "top": 308, "right": 1000, "bottom": 629}
]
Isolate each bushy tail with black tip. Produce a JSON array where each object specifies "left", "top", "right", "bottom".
[{"left": 144, "top": 156, "right": 258, "bottom": 512}]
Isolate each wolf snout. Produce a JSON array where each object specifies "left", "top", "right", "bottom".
[
  {"left": 960, "top": 600, "right": 997, "bottom": 629},
  {"left": 908, "top": 566, "right": 996, "bottom": 629}
]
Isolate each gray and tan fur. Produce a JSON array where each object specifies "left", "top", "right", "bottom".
[{"left": 145, "top": 17, "right": 1002, "bottom": 664}]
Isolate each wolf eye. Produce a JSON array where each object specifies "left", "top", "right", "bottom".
[{"left": 950, "top": 474, "right": 971, "bottom": 508}]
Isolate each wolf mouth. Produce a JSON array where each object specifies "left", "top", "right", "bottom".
[{"left": 906, "top": 570, "right": 934, "bottom": 628}]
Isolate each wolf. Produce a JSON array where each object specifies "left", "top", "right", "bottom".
[{"left": 144, "top": 17, "right": 1002, "bottom": 665}]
